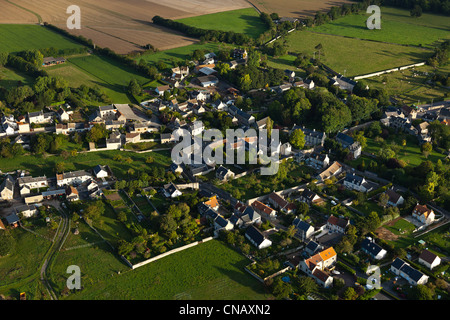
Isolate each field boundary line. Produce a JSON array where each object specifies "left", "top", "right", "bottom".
[{"left": 5, "top": 0, "right": 42, "bottom": 24}]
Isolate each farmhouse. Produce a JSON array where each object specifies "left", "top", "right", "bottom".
[
  {"left": 14, "top": 204, "right": 38, "bottom": 218},
  {"left": 306, "top": 152, "right": 330, "bottom": 169},
  {"left": 316, "top": 161, "right": 343, "bottom": 182},
  {"left": 291, "top": 125, "right": 326, "bottom": 147},
  {"left": 5, "top": 213, "right": 20, "bottom": 228},
  {"left": 42, "top": 56, "right": 66, "bottom": 67},
  {"left": 17, "top": 176, "right": 48, "bottom": 189},
  {"left": 335, "top": 132, "right": 361, "bottom": 159},
  {"left": 197, "top": 75, "right": 219, "bottom": 87},
  {"left": 93, "top": 165, "right": 109, "bottom": 178},
  {"left": 299, "top": 188, "right": 322, "bottom": 205},
  {"left": 66, "top": 186, "right": 79, "bottom": 202},
  {"left": 268, "top": 192, "right": 294, "bottom": 214}
]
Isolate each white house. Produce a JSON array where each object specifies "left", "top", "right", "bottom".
[
  {"left": 418, "top": 249, "right": 441, "bottom": 270},
  {"left": 292, "top": 218, "right": 315, "bottom": 240},
  {"left": 14, "top": 204, "right": 38, "bottom": 218},
  {"left": 343, "top": 174, "right": 376, "bottom": 193},
  {"left": 245, "top": 225, "right": 272, "bottom": 250},
  {"left": 326, "top": 215, "right": 349, "bottom": 234},
  {"left": 390, "top": 258, "right": 429, "bottom": 285},
  {"left": 57, "top": 107, "right": 70, "bottom": 122},
  {"left": 216, "top": 165, "right": 235, "bottom": 182},
  {"left": 385, "top": 188, "right": 405, "bottom": 207},
  {"left": 93, "top": 165, "right": 108, "bottom": 178},
  {"left": 162, "top": 183, "right": 182, "bottom": 198},
  {"left": 299, "top": 247, "right": 336, "bottom": 288},
  {"left": 412, "top": 204, "right": 435, "bottom": 225},
  {"left": 360, "top": 237, "right": 387, "bottom": 260},
  {"left": 0, "top": 175, "right": 15, "bottom": 201},
  {"left": 17, "top": 176, "right": 48, "bottom": 189},
  {"left": 56, "top": 170, "right": 92, "bottom": 187}
]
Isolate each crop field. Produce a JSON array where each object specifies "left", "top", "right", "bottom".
[
  {"left": 48, "top": 239, "right": 270, "bottom": 300},
  {"left": 1, "top": 0, "right": 251, "bottom": 54},
  {"left": 249, "top": 0, "right": 353, "bottom": 18},
  {"left": 176, "top": 7, "right": 268, "bottom": 39},
  {"left": 269, "top": 30, "right": 431, "bottom": 77},
  {"left": 0, "top": 24, "right": 83, "bottom": 53},
  {"left": 312, "top": 6, "right": 450, "bottom": 48}
]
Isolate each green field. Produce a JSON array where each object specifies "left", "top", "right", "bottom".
[
  {"left": 58, "top": 54, "right": 151, "bottom": 103},
  {"left": 0, "top": 24, "right": 83, "bottom": 53},
  {"left": 269, "top": 30, "right": 432, "bottom": 77},
  {"left": 0, "top": 149, "right": 172, "bottom": 181},
  {"left": 313, "top": 7, "right": 450, "bottom": 47},
  {"left": 137, "top": 42, "right": 221, "bottom": 68},
  {"left": 48, "top": 239, "right": 270, "bottom": 300},
  {"left": 175, "top": 8, "right": 268, "bottom": 39},
  {"left": 0, "top": 66, "right": 34, "bottom": 89}
]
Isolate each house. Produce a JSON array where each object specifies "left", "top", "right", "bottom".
[
  {"left": 0, "top": 175, "right": 15, "bottom": 201},
  {"left": 17, "top": 122, "right": 30, "bottom": 133},
  {"left": 360, "top": 237, "right": 387, "bottom": 260},
  {"left": 156, "top": 85, "right": 171, "bottom": 96},
  {"left": 343, "top": 174, "right": 376, "bottom": 193},
  {"left": 299, "top": 247, "right": 337, "bottom": 288},
  {"left": 125, "top": 132, "right": 141, "bottom": 143},
  {"left": 17, "top": 176, "right": 48, "bottom": 189},
  {"left": 326, "top": 215, "right": 349, "bottom": 234},
  {"left": 169, "top": 162, "right": 183, "bottom": 174},
  {"left": 292, "top": 218, "right": 315, "bottom": 240},
  {"left": 28, "top": 111, "right": 53, "bottom": 124},
  {"left": 251, "top": 200, "right": 277, "bottom": 219},
  {"left": 291, "top": 126, "right": 326, "bottom": 147},
  {"left": 335, "top": 132, "right": 361, "bottom": 160},
  {"left": 57, "top": 107, "right": 70, "bottom": 122},
  {"left": 299, "top": 188, "right": 322, "bottom": 205},
  {"left": 390, "top": 258, "right": 429, "bottom": 285},
  {"left": 66, "top": 186, "right": 79, "bottom": 202},
  {"left": 93, "top": 165, "right": 109, "bottom": 179},
  {"left": 14, "top": 204, "right": 38, "bottom": 218},
  {"left": 385, "top": 188, "right": 404, "bottom": 207},
  {"left": 213, "top": 215, "right": 234, "bottom": 234},
  {"left": 20, "top": 185, "right": 31, "bottom": 197},
  {"left": 212, "top": 100, "right": 228, "bottom": 112},
  {"left": 412, "top": 204, "right": 435, "bottom": 225},
  {"left": 316, "top": 161, "right": 343, "bottom": 182},
  {"left": 304, "top": 240, "right": 323, "bottom": 256},
  {"left": 197, "top": 75, "right": 219, "bottom": 87},
  {"left": 306, "top": 152, "right": 329, "bottom": 169},
  {"left": 106, "top": 131, "right": 122, "bottom": 150},
  {"left": 293, "top": 79, "right": 314, "bottom": 90},
  {"left": 162, "top": 183, "right": 182, "bottom": 198},
  {"left": 215, "top": 165, "right": 235, "bottom": 182},
  {"left": 0, "top": 219, "right": 5, "bottom": 230},
  {"left": 233, "top": 48, "right": 247, "bottom": 60},
  {"left": 203, "top": 195, "right": 220, "bottom": 212},
  {"left": 5, "top": 213, "right": 20, "bottom": 228},
  {"left": 171, "top": 66, "right": 189, "bottom": 80},
  {"left": 42, "top": 56, "right": 66, "bottom": 67},
  {"left": 56, "top": 170, "right": 92, "bottom": 187},
  {"left": 284, "top": 69, "right": 296, "bottom": 80},
  {"left": 268, "top": 192, "right": 294, "bottom": 213},
  {"left": 245, "top": 225, "right": 272, "bottom": 250},
  {"left": 418, "top": 249, "right": 441, "bottom": 270},
  {"left": 240, "top": 206, "right": 262, "bottom": 226}
]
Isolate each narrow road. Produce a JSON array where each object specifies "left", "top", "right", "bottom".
[{"left": 40, "top": 207, "right": 70, "bottom": 300}]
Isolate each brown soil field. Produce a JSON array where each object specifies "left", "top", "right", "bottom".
[
  {"left": 249, "top": 0, "right": 354, "bottom": 18},
  {"left": 1, "top": 0, "right": 251, "bottom": 53},
  {"left": 375, "top": 227, "right": 399, "bottom": 241}
]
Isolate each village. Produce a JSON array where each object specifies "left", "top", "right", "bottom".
[{"left": 0, "top": 45, "right": 449, "bottom": 301}]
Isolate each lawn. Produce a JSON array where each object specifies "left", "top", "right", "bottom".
[
  {"left": 269, "top": 30, "right": 432, "bottom": 77},
  {"left": 384, "top": 218, "right": 416, "bottom": 236},
  {"left": 312, "top": 7, "right": 450, "bottom": 48},
  {"left": 48, "top": 239, "right": 270, "bottom": 300},
  {"left": 176, "top": 8, "right": 268, "bottom": 39},
  {"left": 0, "top": 24, "right": 84, "bottom": 53},
  {"left": 0, "top": 149, "right": 172, "bottom": 181}
]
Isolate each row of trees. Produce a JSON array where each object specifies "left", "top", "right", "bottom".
[{"left": 354, "top": 0, "right": 450, "bottom": 16}]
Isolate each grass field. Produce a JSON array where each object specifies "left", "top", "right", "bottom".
[
  {"left": 312, "top": 7, "right": 450, "bottom": 48},
  {"left": 137, "top": 42, "right": 222, "bottom": 68},
  {"left": 364, "top": 64, "right": 450, "bottom": 106},
  {"left": 0, "top": 66, "right": 34, "bottom": 89},
  {"left": 48, "top": 239, "right": 270, "bottom": 300},
  {"left": 0, "top": 24, "right": 83, "bottom": 53},
  {"left": 176, "top": 7, "right": 268, "bottom": 39},
  {"left": 269, "top": 29, "right": 432, "bottom": 77},
  {"left": 0, "top": 149, "right": 172, "bottom": 181}
]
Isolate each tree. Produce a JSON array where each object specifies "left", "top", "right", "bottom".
[
  {"left": 83, "top": 200, "right": 105, "bottom": 221},
  {"left": 271, "top": 278, "right": 292, "bottom": 299},
  {"left": 379, "top": 192, "right": 390, "bottom": 208},
  {"left": 290, "top": 129, "right": 306, "bottom": 149},
  {"left": 296, "top": 276, "right": 318, "bottom": 295},
  {"left": 314, "top": 43, "right": 323, "bottom": 60},
  {"left": 128, "top": 79, "right": 142, "bottom": 96},
  {"left": 409, "top": 284, "right": 434, "bottom": 300},
  {"left": 410, "top": 5, "right": 423, "bottom": 17},
  {"left": 342, "top": 287, "right": 358, "bottom": 300},
  {"left": 421, "top": 142, "right": 432, "bottom": 158}
]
